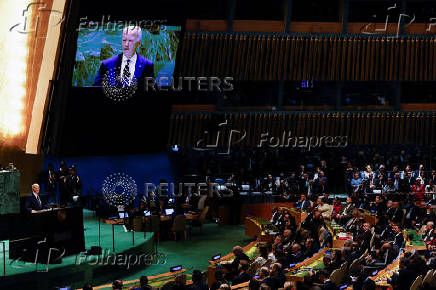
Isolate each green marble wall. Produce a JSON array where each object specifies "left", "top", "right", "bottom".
[{"left": 0, "top": 170, "right": 20, "bottom": 214}]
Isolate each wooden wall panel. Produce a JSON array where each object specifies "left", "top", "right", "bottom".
[
  {"left": 186, "top": 19, "right": 228, "bottom": 31},
  {"left": 233, "top": 20, "right": 285, "bottom": 32},
  {"left": 168, "top": 112, "right": 436, "bottom": 147},
  {"left": 401, "top": 103, "right": 436, "bottom": 111},
  {"left": 290, "top": 22, "right": 342, "bottom": 33},
  {"left": 179, "top": 33, "right": 436, "bottom": 81}
]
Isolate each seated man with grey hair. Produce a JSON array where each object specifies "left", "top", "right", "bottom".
[
  {"left": 94, "top": 26, "right": 154, "bottom": 87},
  {"left": 422, "top": 221, "right": 434, "bottom": 244}
]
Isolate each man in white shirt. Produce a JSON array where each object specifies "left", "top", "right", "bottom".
[{"left": 94, "top": 26, "right": 154, "bottom": 87}]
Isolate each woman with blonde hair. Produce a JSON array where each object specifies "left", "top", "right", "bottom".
[
  {"left": 363, "top": 165, "right": 373, "bottom": 179},
  {"left": 283, "top": 281, "right": 297, "bottom": 290}
]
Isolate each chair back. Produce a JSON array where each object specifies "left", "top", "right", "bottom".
[
  {"left": 410, "top": 275, "right": 422, "bottom": 290},
  {"left": 422, "top": 270, "right": 434, "bottom": 285},
  {"left": 402, "top": 209, "right": 407, "bottom": 225},
  {"left": 327, "top": 204, "right": 333, "bottom": 218},
  {"left": 198, "top": 195, "right": 207, "bottom": 210},
  {"left": 340, "top": 261, "right": 348, "bottom": 271},
  {"left": 369, "top": 233, "right": 375, "bottom": 249},
  {"left": 161, "top": 281, "right": 176, "bottom": 290},
  {"left": 150, "top": 215, "right": 160, "bottom": 233},
  {"left": 329, "top": 269, "right": 344, "bottom": 287},
  {"left": 132, "top": 217, "right": 143, "bottom": 232},
  {"left": 358, "top": 248, "right": 368, "bottom": 260},
  {"left": 349, "top": 259, "right": 360, "bottom": 275},
  {"left": 172, "top": 215, "right": 186, "bottom": 232},
  {"left": 199, "top": 206, "right": 209, "bottom": 222},
  {"left": 201, "top": 270, "right": 208, "bottom": 283},
  {"left": 430, "top": 270, "right": 436, "bottom": 287}
]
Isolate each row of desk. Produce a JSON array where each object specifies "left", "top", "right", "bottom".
[
  {"left": 244, "top": 217, "right": 277, "bottom": 243},
  {"left": 325, "top": 221, "right": 353, "bottom": 248},
  {"left": 93, "top": 269, "right": 193, "bottom": 289},
  {"left": 369, "top": 230, "right": 426, "bottom": 288},
  {"left": 246, "top": 209, "right": 353, "bottom": 249},
  {"left": 286, "top": 248, "right": 331, "bottom": 281},
  {"left": 93, "top": 206, "right": 424, "bottom": 289},
  {"left": 207, "top": 241, "right": 259, "bottom": 287},
  {"left": 104, "top": 213, "right": 200, "bottom": 225},
  {"left": 369, "top": 250, "right": 411, "bottom": 288},
  {"left": 242, "top": 208, "right": 427, "bottom": 289}
]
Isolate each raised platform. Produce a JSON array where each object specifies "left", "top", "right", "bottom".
[{"left": 0, "top": 209, "right": 155, "bottom": 289}]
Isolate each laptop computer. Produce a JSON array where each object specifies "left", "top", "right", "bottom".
[
  {"left": 170, "top": 265, "right": 182, "bottom": 272},
  {"left": 211, "top": 254, "right": 221, "bottom": 261},
  {"left": 118, "top": 212, "right": 128, "bottom": 219}
]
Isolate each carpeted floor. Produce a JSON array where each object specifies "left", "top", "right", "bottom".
[
  {"left": 108, "top": 221, "right": 251, "bottom": 284},
  {"left": 0, "top": 210, "right": 250, "bottom": 289}
]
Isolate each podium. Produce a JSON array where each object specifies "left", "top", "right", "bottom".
[{"left": 0, "top": 207, "right": 85, "bottom": 263}]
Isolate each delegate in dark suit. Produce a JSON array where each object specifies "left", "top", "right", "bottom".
[
  {"left": 25, "top": 184, "right": 46, "bottom": 213},
  {"left": 93, "top": 53, "right": 154, "bottom": 87},
  {"left": 25, "top": 193, "right": 43, "bottom": 212},
  {"left": 25, "top": 193, "right": 45, "bottom": 213}
]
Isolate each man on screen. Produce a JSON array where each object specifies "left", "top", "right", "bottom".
[{"left": 93, "top": 26, "right": 154, "bottom": 87}]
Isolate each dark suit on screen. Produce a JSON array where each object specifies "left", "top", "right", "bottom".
[{"left": 93, "top": 53, "right": 154, "bottom": 87}]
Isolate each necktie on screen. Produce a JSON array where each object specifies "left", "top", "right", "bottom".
[
  {"left": 37, "top": 195, "right": 41, "bottom": 205},
  {"left": 122, "top": 59, "right": 131, "bottom": 86}
]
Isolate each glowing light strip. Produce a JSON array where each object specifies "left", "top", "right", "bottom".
[
  {"left": 26, "top": 0, "right": 66, "bottom": 154},
  {"left": 0, "top": 0, "right": 30, "bottom": 139}
]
